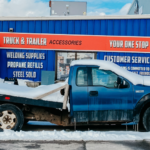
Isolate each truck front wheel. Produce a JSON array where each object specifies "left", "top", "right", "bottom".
[
  {"left": 0, "top": 104, "right": 24, "bottom": 131},
  {"left": 143, "top": 107, "right": 150, "bottom": 131}
]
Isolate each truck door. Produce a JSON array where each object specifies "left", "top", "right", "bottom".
[
  {"left": 71, "top": 66, "right": 88, "bottom": 122},
  {"left": 87, "top": 67, "right": 134, "bottom": 122}
]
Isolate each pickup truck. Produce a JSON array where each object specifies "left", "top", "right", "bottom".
[{"left": 0, "top": 60, "right": 150, "bottom": 131}]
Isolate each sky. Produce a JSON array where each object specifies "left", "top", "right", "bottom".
[{"left": 0, "top": 0, "right": 133, "bottom": 17}]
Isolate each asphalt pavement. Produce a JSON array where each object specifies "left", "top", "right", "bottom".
[{"left": 0, "top": 141, "right": 150, "bottom": 150}]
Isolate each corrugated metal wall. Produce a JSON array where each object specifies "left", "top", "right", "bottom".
[
  {"left": 0, "top": 19, "right": 150, "bottom": 81},
  {"left": 1, "top": 19, "right": 149, "bottom": 36},
  {"left": 0, "top": 21, "right": 57, "bottom": 81}
]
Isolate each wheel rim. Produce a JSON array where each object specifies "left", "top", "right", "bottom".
[{"left": 0, "top": 110, "right": 17, "bottom": 129}]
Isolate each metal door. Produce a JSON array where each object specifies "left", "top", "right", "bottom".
[
  {"left": 71, "top": 66, "right": 88, "bottom": 122},
  {"left": 87, "top": 67, "right": 134, "bottom": 122}
]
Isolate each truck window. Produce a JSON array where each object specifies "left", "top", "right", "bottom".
[
  {"left": 76, "top": 68, "right": 88, "bottom": 86},
  {"left": 92, "top": 68, "right": 118, "bottom": 88}
]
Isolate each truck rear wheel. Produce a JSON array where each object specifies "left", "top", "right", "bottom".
[
  {"left": 143, "top": 107, "right": 150, "bottom": 131},
  {"left": 0, "top": 104, "right": 24, "bottom": 131}
]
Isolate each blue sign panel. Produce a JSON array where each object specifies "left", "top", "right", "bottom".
[
  {"left": 97, "top": 52, "right": 150, "bottom": 76},
  {"left": 0, "top": 49, "right": 55, "bottom": 81}
]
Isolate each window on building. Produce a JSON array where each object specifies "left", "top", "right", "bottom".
[{"left": 57, "top": 52, "right": 95, "bottom": 80}]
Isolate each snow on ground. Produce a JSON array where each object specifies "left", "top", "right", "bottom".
[
  {"left": 0, "top": 130, "right": 150, "bottom": 141},
  {"left": 17, "top": 79, "right": 31, "bottom": 86},
  {"left": 0, "top": 78, "right": 4, "bottom": 83},
  {"left": 0, "top": 78, "right": 30, "bottom": 86}
]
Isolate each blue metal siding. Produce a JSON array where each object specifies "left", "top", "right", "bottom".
[
  {"left": 9, "top": 21, "right": 16, "bottom": 32},
  {"left": 127, "top": 20, "right": 133, "bottom": 36},
  {"left": 81, "top": 20, "right": 87, "bottom": 34},
  {"left": 68, "top": 20, "right": 74, "bottom": 34},
  {"left": 3, "top": 21, "right": 9, "bottom": 32},
  {"left": 22, "top": 21, "right": 29, "bottom": 33},
  {"left": 147, "top": 19, "right": 150, "bottom": 36},
  {"left": 114, "top": 20, "right": 121, "bottom": 35},
  {"left": 29, "top": 21, "right": 35, "bottom": 33},
  {"left": 16, "top": 21, "right": 22, "bottom": 32},
  {"left": 133, "top": 19, "right": 140, "bottom": 36},
  {"left": 120, "top": 20, "right": 127, "bottom": 36},
  {"left": 48, "top": 21, "right": 55, "bottom": 33},
  {"left": 42, "top": 21, "right": 48, "bottom": 33},
  {"left": 75, "top": 20, "right": 80, "bottom": 34},
  {"left": 88, "top": 20, "right": 94, "bottom": 35},
  {"left": 140, "top": 19, "right": 147, "bottom": 36},
  {"left": 96, "top": 19, "right": 150, "bottom": 77},
  {"left": 0, "top": 19, "right": 149, "bottom": 36},
  {"left": 62, "top": 20, "right": 68, "bottom": 34},
  {"left": 0, "top": 18, "right": 150, "bottom": 81},
  {"left": 0, "top": 21, "right": 3, "bottom": 32},
  {"left": 107, "top": 20, "right": 114, "bottom": 35},
  {"left": 101, "top": 20, "right": 107, "bottom": 35},
  {"left": 55, "top": 21, "right": 61, "bottom": 34},
  {"left": 0, "top": 20, "right": 56, "bottom": 81},
  {"left": 94, "top": 20, "right": 101, "bottom": 35}
]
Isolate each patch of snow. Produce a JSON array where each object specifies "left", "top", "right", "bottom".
[
  {"left": 17, "top": 79, "right": 30, "bottom": 86},
  {"left": 0, "top": 79, "right": 4, "bottom": 83},
  {"left": 0, "top": 130, "right": 150, "bottom": 141},
  {"left": 67, "top": 102, "right": 70, "bottom": 112},
  {"left": 0, "top": 78, "right": 30, "bottom": 86},
  {"left": 0, "top": 78, "right": 69, "bottom": 106},
  {"left": 71, "top": 60, "right": 148, "bottom": 86},
  {"left": 3, "top": 81, "right": 14, "bottom": 85},
  {"left": 0, "top": 81, "right": 66, "bottom": 104}
]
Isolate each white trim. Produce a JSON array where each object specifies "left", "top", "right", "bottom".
[
  {"left": 1, "top": 47, "right": 150, "bottom": 54},
  {"left": 1, "top": 32, "right": 150, "bottom": 38},
  {"left": 0, "top": 15, "right": 150, "bottom": 21}
]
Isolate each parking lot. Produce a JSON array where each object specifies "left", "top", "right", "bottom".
[{"left": 1, "top": 140, "right": 150, "bottom": 150}]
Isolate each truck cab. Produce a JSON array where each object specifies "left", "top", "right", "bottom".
[{"left": 68, "top": 60, "right": 150, "bottom": 131}]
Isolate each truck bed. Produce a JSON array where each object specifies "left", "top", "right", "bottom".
[
  {"left": 0, "top": 81, "right": 67, "bottom": 108},
  {"left": 0, "top": 94, "right": 63, "bottom": 109}
]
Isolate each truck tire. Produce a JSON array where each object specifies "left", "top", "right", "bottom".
[
  {"left": 0, "top": 104, "right": 24, "bottom": 131},
  {"left": 143, "top": 107, "right": 150, "bottom": 131}
]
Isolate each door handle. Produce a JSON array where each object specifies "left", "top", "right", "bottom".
[{"left": 89, "top": 91, "right": 98, "bottom": 97}]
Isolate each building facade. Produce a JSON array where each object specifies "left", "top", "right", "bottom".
[
  {"left": 49, "top": 1, "right": 87, "bottom": 16},
  {"left": 0, "top": 15, "right": 150, "bottom": 82},
  {"left": 128, "top": 0, "right": 150, "bottom": 15}
]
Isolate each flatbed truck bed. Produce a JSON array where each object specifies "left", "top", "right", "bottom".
[{"left": 0, "top": 95, "right": 63, "bottom": 109}]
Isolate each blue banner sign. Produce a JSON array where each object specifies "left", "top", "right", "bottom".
[{"left": 98, "top": 52, "right": 150, "bottom": 76}]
